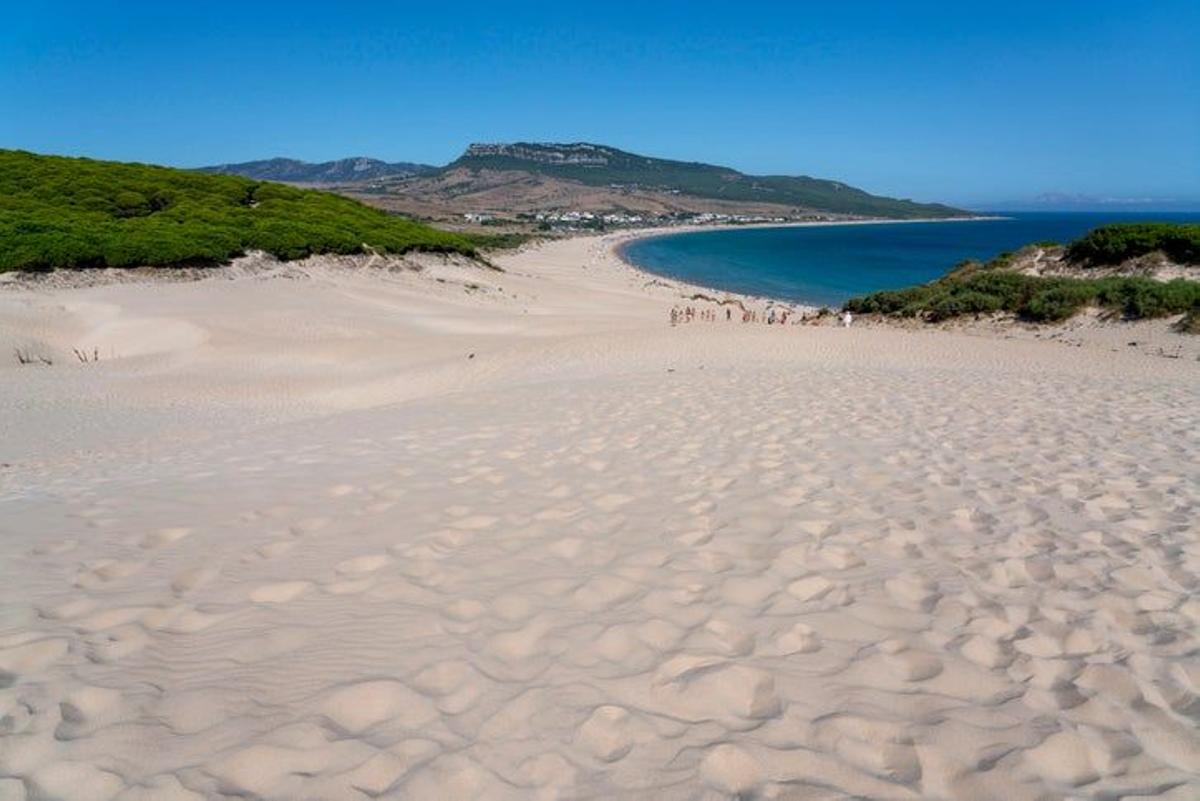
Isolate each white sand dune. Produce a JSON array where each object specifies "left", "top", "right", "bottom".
[{"left": 0, "top": 235, "right": 1197, "bottom": 800}]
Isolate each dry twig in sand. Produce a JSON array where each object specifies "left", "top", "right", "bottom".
[{"left": 14, "top": 348, "right": 52, "bottom": 366}]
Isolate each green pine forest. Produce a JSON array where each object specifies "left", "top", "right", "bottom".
[{"left": 0, "top": 150, "right": 491, "bottom": 272}]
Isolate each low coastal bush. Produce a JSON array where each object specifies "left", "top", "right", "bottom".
[
  {"left": 0, "top": 150, "right": 486, "bottom": 271},
  {"left": 845, "top": 272, "right": 1200, "bottom": 323},
  {"left": 1065, "top": 223, "right": 1200, "bottom": 266}
]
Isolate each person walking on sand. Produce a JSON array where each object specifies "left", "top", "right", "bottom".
[{"left": 842, "top": 310, "right": 853, "bottom": 328}]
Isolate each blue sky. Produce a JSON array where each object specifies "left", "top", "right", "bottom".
[{"left": 3, "top": 1, "right": 1197, "bottom": 208}]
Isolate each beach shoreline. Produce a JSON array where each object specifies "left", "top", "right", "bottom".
[{"left": 608, "top": 214, "right": 1004, "bottom": 274}]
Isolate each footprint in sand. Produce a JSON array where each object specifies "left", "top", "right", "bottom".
[
  {"left": 878, "top": 639, "right": 944, "bottom": 681},
  {"left": 250, "top": 539, "right": 297, "bottom": 561},
  {"left": 593, "top": 493, "right": 634, "bottom": 511},
  {"left": 26, "top": 762, "right": 124, "bottom": 801},
  {"left": 489, "top": 618, "right": 553, "bottom": 663},
  {"left": 85, "top": 624, "right": 150, "bottom": 663},
  {"left": 653, "top": 656, "right": 781, "bottom": 722},
  {"left": 72, "top": 605, "right": 154, "bottom": 633},
  {"left": 634, "top": 618, "right": 688, "bottom": 651},
  {"left": 410, "top": 659, "right": 493, "bottom": 715},
  {"left": 491, "top": 593, "right": 536, "bottom": 622},
  {"left": 576, "top": 705, "right": 636, "bottom": 762},
  {"left": 775, "top": 622, "right": 822, "bottom": 655},
  {"left": 56, "top": 685, "right": 126, "bottom": 739},
  {"left": 249, "top": 581, "right": 311, "bottom": 604},
  {"left": 339, "top": 751, "right": 419, "bottom": 797},
  {"left": 109, "top": 774, "right": 206, "bottom": 801},
  {"left": 884, "top": 573, "right": 942, "bottom": 612},
  {"left": 31, "top": 538, "right": 79, "bottom": 556},
  {"left": 700, "top": 744, "right": 764, "bottom": 796},
  {"left": 960, "top": 634, "right": 1016, "bottom": 669},
  {"left": 171, "top": 564, "right": 220, "bottom": 594},
  {"left": 449, "top": 514, "right": 500, "bottom": 531},
  {"left": 38, "top": 597, "right": 99, "bottom": 621},
  {"left": 290, "top": 516, "right": 332, "bottom": 536},
  {"left": 572, "top": 575, "right": 641, "bottom": 611},
  {"left": 697, "top": 618, "right": 756, "bottom": 656},
  {"left": 0, "top": 636, "right": 70, "bottom": 685},
  {"left": 515, "top": 751, "right": 578, "bottom": 790},
  {"left": 813, "top": 715, "right": 921, "bottom": 784},
  {"left": 548, "top": 537, "right": 585, "bottom": 560},
  {"left": 818, "top": 544, "right": 864, "bottom": 570},
  {"left": 140, "top": 527, "right": 192, "bottom": 549},
  {"left": 676, "top": 529, "right": 713, "bottom": 547},
  {"left": 590, "top": 625, "right": 649, "bottom": 665},
  {"left": 319, "top": 680, "right": 439, "bottom": 734},
  {"left": 1024, "top": 730, "right": 1101, "bottom": 787},
  {"left": 443, "top": 598, "right": 487, "bottom": 623},
  {"left": 336, "top": 554, "right": 393, "bottom": 575},
  {"left": 149, "top": 605, "right": 229, "bottom": 634},
  {"left": 720, "top": 575, "right": 778, "bottom": 607},
  {"left": 786, "top": 574, "right": 836, "bottom": 602},
  {"left": 74, "top": 559, "right": 146, "bottom": 589}
]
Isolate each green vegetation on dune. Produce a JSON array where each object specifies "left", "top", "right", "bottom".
[
  {"left": 845, "top": 224, "right": 1200, "bottom": 325},
  {"left": 0, "top": 150, "right": 483, "bottom": 272},
  {"left": 1064, "top": 223, "right": 1200, "bottom": 266},
  {"left": 845, "top": 272, "right": 1200, "bottom": 323}
]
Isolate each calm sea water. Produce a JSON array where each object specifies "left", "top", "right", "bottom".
[{"left": 620, "top": 212, "right": 1200, "bottom": 307}]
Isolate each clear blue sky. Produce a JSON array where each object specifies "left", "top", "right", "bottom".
[{"left": 3, "top": 1, "right": 1197, "bottom": 208}]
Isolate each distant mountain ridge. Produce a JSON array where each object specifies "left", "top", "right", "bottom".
[
  {"left": 200, "top": 142, "right": 968, "bottom": 220},
  {"left": 198, "top": 157, "right": 434, "bottom": 183},
  {"left": 989, "top": 192, "right": 1200, "bottom": 213},
  {"left": 444, "top": 142, "right": 966, "bottom": 219}
]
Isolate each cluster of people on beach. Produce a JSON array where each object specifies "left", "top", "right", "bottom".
[
  {"left": 670, "top": 304, "right": 852, "bottom": 327},
  {"left": 671, "top": 305, "right": 731, "bottom": 324}
]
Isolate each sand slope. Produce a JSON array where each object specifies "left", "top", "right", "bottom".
[{"left": 1, "top": 236, "right": 1198, "bottom": 800}]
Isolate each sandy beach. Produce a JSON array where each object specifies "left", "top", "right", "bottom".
[{"left": 1, "top": 234, "right": 1198, "bottom": 800}]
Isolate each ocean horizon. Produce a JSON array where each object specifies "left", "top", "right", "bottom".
[{"left": 619, "top": 211, "right": 1200, "bottom": 308}]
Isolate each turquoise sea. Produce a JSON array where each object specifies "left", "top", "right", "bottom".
[{"left": 619, "top": 212, "right": 1200, "bottom": 308}]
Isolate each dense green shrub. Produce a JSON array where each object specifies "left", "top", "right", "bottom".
[
  {"left": 1093, "top": 277, "right": 1200, "bottom": 318},
  {"left": 1024, "top": 282, "right": 1098, "bottom": 321},
  {"left": 846, "top": 271, "right": 1199, "bottom": 324},
  {"left": 1065, "top": 223, "right": 1200, "bottom": 265},
  {"left": 0, "top": 150, "right": 485, "bottom": 271}
]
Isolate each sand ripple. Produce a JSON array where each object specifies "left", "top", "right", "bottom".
[{"left": 1, "top": 351, "right": 1197, "bottom": 799}]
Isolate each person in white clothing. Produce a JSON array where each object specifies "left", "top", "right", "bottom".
[{"left": 842, "top": 310, "right": 853, "bottom": 328}]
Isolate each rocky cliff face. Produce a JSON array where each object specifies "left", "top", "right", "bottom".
[{"left": 462, "top": 143, "right": 612, "bottom": 166}]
